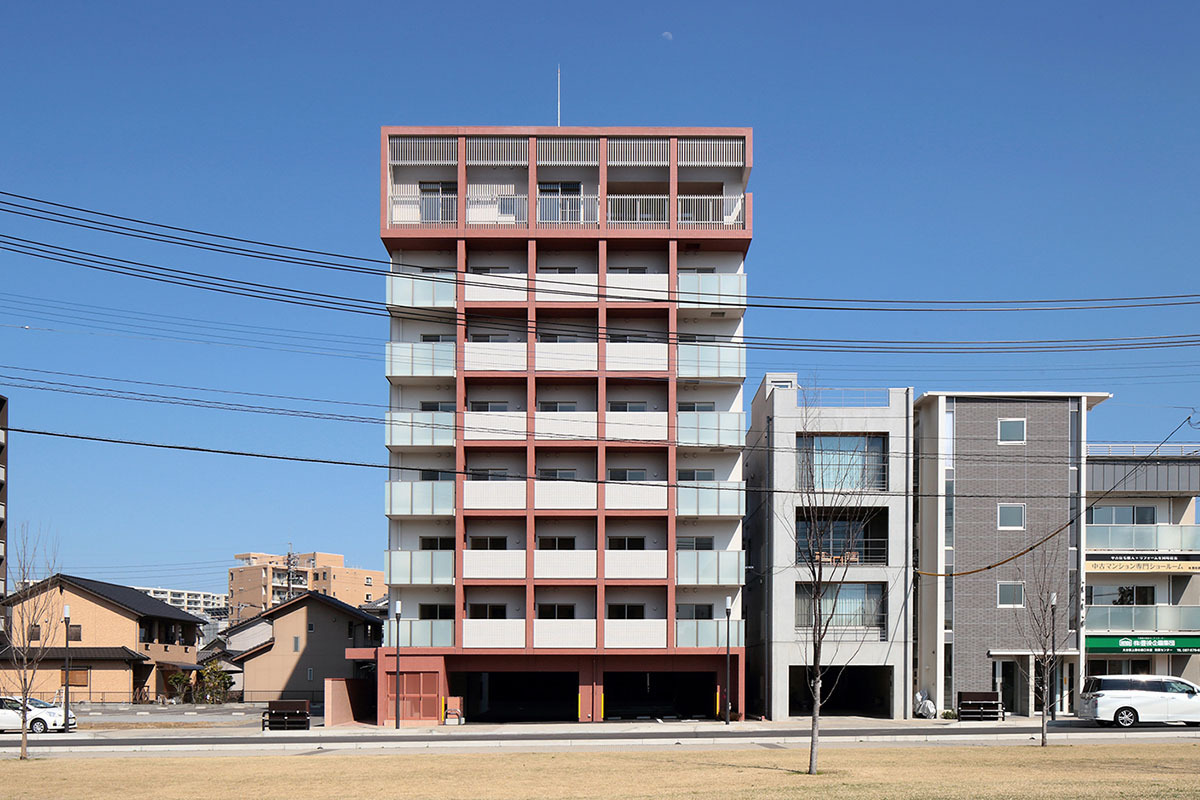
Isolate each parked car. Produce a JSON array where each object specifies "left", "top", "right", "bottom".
[
  {"left": 0, "top": 696, "right": 77, "bottom": 733},
  {"left": 1080, "top": 675, "right": 1200, "bottom": 728}
]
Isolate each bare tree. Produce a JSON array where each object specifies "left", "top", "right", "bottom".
[
  {"left": 2, "top": 523, "right": 61, "bottom": 760},
  {"left": 1013, "top": 532, "right": 1067, "bottom": 747}
]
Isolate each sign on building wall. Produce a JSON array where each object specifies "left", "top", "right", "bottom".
[
  {"left": 1087, "top": 635, "right": 1200, "bottom": 654},
  {"left": 1085, "top": 553, "right": 1200, "bottom": 573}
]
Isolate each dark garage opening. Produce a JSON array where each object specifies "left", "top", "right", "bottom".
[
  {"left": 788, "top": 665, "right": 893, "bottom": 718},
  {"left": 604, "top": 671, "right": 716, "bottom": 720},
  {"left": 451, "top": 671, "right": 578, "bottom": 723}
]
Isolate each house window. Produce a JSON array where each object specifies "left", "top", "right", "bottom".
[
  {"left": 797, "top": 435, "right": 886, "bottom": 491},
  {"left": 608, "top": 536, "right": 645, "bottom": 551},
  {"left": 676, "top": 603, "right": 714, "bottom": 620},
  {"left": 293, "top": 636, "right": 300, "bottom": 652},
  {"left": 677, "top": 401, "right": 715, "bottom": 412},
  {"left": 467, "top": 604, "right": 506, "bottom": 620},
  {"left": 537, "top": 536, "right": 576, "bottom": 551},
  {"left": 60, "top": 668, "right": 88, "bottom": 687},
  {"left": 997, "top": 504, "right": 1026, "bottom": 530},
  {"left": 365, "top": 593, "right": 372, "bottom": 601},
  {"left": 468, "top": 537, "right": 507, "bottom": 551},
  {"left": 608, "top": 468, "right": 647, "bottom": 481},
  {"left": 307, "top": 623, "right": 314, "bottom": 633},
  {"left": 365, "top": 577, "right": 373, "bottom": 586},
  {"left": 998, "top": 418, "right": 1026, "bottom": 444},
  {"left": 677, "top": 469, "right": 715, "bottom": 481},
  {"left": 677, "top": 536, "right": 714, "bottom": 551},
  {"left": 307, "top": 668, "right": 314, "bottom": 682},
  {"left": 27, "top": 624, "right": 40, "bottom": 641},
  {"left": 607, "top": 604, "right": 645, "bottom": 620},
  {"left": 1087, "top": 506, "right": 1157, "bottom": 525},
  {"left": 420, "top": 401, "right": 456, "bottom": 412},
  {"left": 66, "top": 625, "right": 82, "bottom": 642},
  {"left": 998, "top": 582, "right": 1025, "bottom": 608},
  {"left": 795, "top": 583, "right": 886, "bottom": 628},
  {"left": 608, "top": 401, "right": 648, "bottom": 412},
  {"left": 470, "top": 401, "right": 509, "bottom": 412},
  {"left": 537, "top": 604, "right": 575, "bottom": 620},
  {"left": 418, "top": 604, "right": 454, "bottom": 620},
  {"left": 419, "top": 536, "right": 455, "bottom": 551}
]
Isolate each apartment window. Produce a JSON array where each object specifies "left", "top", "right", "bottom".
[
  {"left": 677, "top": 469, "right": 715, "bottom": 481},
  {"left": 1087, "top": 506, "right": 1157, "bottom": 525},
  {"left": 608, "top": 333, "right": 657, "bottom": 343},
  {"left": 1086, "top": 585, "right": 1155, "bottom": 606},
  {"left": 998, "top": 582, "right": 1025, "bottom": 608},
  {"left": 469, "top": 537, "right": 507, "bottom": 551},
  {"left": 997, "top": 504, "right": 1026, "bottom": 530},
  {"left": 307, "top": 623, "right": 315, "bottom": 633},
  {"left": 470, "top": 401, "right": 509, "bottom": 412},
  {"left": 677, "top": 267, "right": 716, "bottom": 274},
  {"left": 537, "top": 604, "right": 576, "bottom": 620},
  {"left": 538, "top": 468, "right": 576, "bottom": 481},
  {"left": 419, "top": 536, "right": 455, "bottom": 550},
  {"left": 469, "top": 468, "right": 511, "bottom": 481},
  {"left": 293, "top": 636, "right": 300, "bottom": 652},
  {"left": 470, "top": 334, "right": 508, "bottom": 343},
  {"left": 538, "top": 401, "right": 577, "bottom": 412},
  {"left": 608, "top": 468, "right": 647, "bottom": 481},
  {"left": 607, "top": 604, "right": 645, "bottom": 620},
  {"left": 677, "top": 333, "right": 717, "bottom": 343},
  {"left": 795, "top": 513, "right": 887, "bottom": 565},
  {"left": 365, "top": 577, "right": 373, "bottom": 586},
  {"left": 537, "top": 536, "right": 576, "bottom": 551},
  {"left": 468, "top": 265, "right": 509, "bottom": 275},
  {"left": 420, "top": 401, "right": 456, "bottom": 412},
  {"left": 795, "top": 583, "right": 885, "bottom": 628},
  {"left": 538, "top": 181, "right": 583, "bottom": 223},
  {"left": 307, "top": 668, "right": 314, "bottom": 682},
  {"left": 538, "top": 266, "right": 578, "bottom": 274},
  {"left": 608, "top": 266, "right": 647, "bottom": 274},
  {"left": 418, "top": 604, "right": 454, "bottom": 620},
  {"left": 797, "top": 435, "right": 887, "bottom": 491},
  {"left": 677, "top": 536, "right": 715, "bottom": 551},
  {"left": 538, "top": 332, "right": 585, "bottom": 343},
  {"left": 419, "top": 469, "right": 456, "bottom": 482},
  {"left": 420, "top": 333, "right": 456, "bottom": 343},
  {"left": 27, "top": 624, "right": 40, "bottom": 641},
  {"left": 419, "top": 181, "right": 456, "bottom": 224},
  {"left": 66, "top": 625, "right": 82, "bottom": 642},
  {"left": 468, "top": 603, "right": 506, "bottom": 620},
  {"left": 608, "top": 401, "right": 647, "bottom": 412},
  {"left": 677, "top": 401, "right": 716, "bottom": 412},
  {"left": 676, "top": 603, "right": 714, "bottom": 620},
  {"left": 998, "top": 418, "right": 1026, "bottom": 444},
  {"left": 608, "top": 536, "right": 646, "bottom": 551}
]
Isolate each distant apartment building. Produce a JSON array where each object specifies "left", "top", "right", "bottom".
[
  {"left": 746, "top": 378, "right": 914, "bottom": 719},
  {"left": 1, "top": 393, "right": 8, "bottom": 597},
  {"left": 358, "top": 126, "right": 751, "bottom": 725},
  {"left": 228, "top": 552, "right": 383, "bottom": 624},
  {"left": 134, "top": 586, "right": 227, "bottom": 618}
]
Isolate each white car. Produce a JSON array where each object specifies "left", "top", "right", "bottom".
[
  {"left": 0, "top": 696, "right": 77, "bottom": 733},
  {"left": 1079, "top": 675, "right": 1200, "bottom": 728}
]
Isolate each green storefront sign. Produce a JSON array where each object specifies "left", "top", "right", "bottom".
[{"left": 1087, "top": 635, "right": 1200, "bottom": 654}]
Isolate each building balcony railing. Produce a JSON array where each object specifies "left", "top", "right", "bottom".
[
  {"left": 462, "top": 549, "right": 525, "bottom": 579},
  {"left": 533, "top": 550, "right": 598, "bottom": 579},
  {"left": 676, "top": 195, "right": 746, "bottom": 230},
  {"left": 465, "top": 194, "right": 528, "bottom": 228},
  {"left": 386, "top": 342, "right": 455, "bottom": 378},
  {"left": 462, "top": 480, "right": 527, "bottom": 510},
  {"left": 535, "top": 342, "right": 598, "bottom": 371},
  {"left": 604, "top": 550, "right": 668, "bottom": 580},
  {"left": 606, "top": 195, "right": 669, "bottom": 229},
  {"left": 386, "top": 411, "right": 456, "bottom": 449},
  {"left": 462, "top": 411, "right": 526, "bottom": 441},
  {"left": 676, "top": 550, "right": 745, "bottom": 586},
  {"left": 534, "top": 619, "right": 597, "bottom": 648},
  {"left": 1086, "top": 524, "right": 1200, "bottom": 551},
  {"left": 534, "top": 411, "right": 598, "bottom": 440},
  {"left": 384, "top": 550, "right": 454, "bottom": 585},
  {"left": 676, "top": 619, "right": 744, "bottom": 648},
  {"left": 385, "top": 619, "right": 455, "bottom": 648},
  {"left": 676, "top": 272, "right": 747, "bottom": 310},
  {"left": 386, "top": 271, "right": 456, "bottom": 308},
  {"left": 385, "top": 480, "right": 455, "bottom": 517},
  {"left": 535, "top": 272, "right": 598, "bottom": 302},
  {"left": 463, "top": 342, "right": 527, "bottom": 371},
  {"left": 676, "top": 412, "right": 744, "bottom": 448},
  {"left": 796, "top": 539, "right": 890, "bottom": 567},
  {"left": 533, "top": 480, "right": 598, "bottom": 510},
  {"left": 1085, "top": 605, "right": 1200, "bottom": 632},
  {"left": 389, "top": 194, "right": 457, "bottom": 227},
  {"left": 462, "top": 619, "right": 526, "bottom": 648},
  {"left": 677, "top": 342, "right": 745, "bottom": 379},
  {"left": 605, "top": 412, "right": 668, "bottom": 442},
  {"left": 605, "top": 273, "right": 670, "bottom": 302},
  {"left": 606, "top": 342, "right": 668, "bottom": 371},
  {"left": 536, "top": 194, "right": 600, "bottom": 228},
  {"left": 676, "top": 481, "right": 746, "bottom": 517},
  {"left": 605, "top": 480, "right": 669, "bottom": 510},
  {"left": 604, "top": 619, "right": 668, "bottom": 648},
  {"left": 464, "top": 272, "right": 527, "bottom": 302}
]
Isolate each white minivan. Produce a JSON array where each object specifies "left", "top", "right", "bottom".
[{"left": 1079, "top": 675, "right": 1200, "bottom": 728}]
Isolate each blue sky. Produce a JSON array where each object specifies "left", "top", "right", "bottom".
[{"left": 1, "top": 2, "right": 1197, "bottom": 593}]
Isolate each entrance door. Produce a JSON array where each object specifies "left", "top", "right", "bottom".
[
  {"left": 1000, "top": 661, "right": 1020, "bottom": 715},
  {"left": 393, "top": 671, "right": 440, "bottom": 723}
]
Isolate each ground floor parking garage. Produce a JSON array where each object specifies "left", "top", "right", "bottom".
[{"left": 788, "top": 665, "right": 895, "bottom": 718}]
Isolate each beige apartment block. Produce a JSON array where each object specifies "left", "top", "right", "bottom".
[{"left": 228, "top": 552, "right": 383, "bottom": 624}]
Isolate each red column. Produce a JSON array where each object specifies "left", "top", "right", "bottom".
[
  {"left": 457, "top": 136, "right": 467, "bottom": 230},
  {"left": 666, "top": 239, "right": 678, "bottom": 648},
  {"left": 598, "top": 137, "right": 607, "bottom": 232},
  {"left": 596, "top": 239, "right": 607, "bottom": 650},
  {"left": 454, "top": 239, "right": 468, "bottom": 648}
]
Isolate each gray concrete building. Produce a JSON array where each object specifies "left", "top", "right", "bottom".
[{"left": 746, "top": 377, "right": 913, "bottom": 719}]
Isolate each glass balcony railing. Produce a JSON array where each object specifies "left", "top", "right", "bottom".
[
  {"left": 384, "top": 550, "right": 454, "bottom": 585},
  {"left": 1085, "top": 605, "right": 1200, "bottom": 632},
  {"left": 386, "top": 342, "right": 455, "bottom": 378},
  {"left": 385, "top": 481, "right": 455, "bottom": 517},
  {"left": 386, "top": 271, "right": 456, "bottom": 308},
  {"left": 676, "top": 550, "right": 745, "bottom": 586},
  {"left": 1086, "top": 525, "right": 1200, "bottom": 551},
  {"left": 385, "top": 411, "right": 456, "bottom": 448},
  {"left": 676, "top": 273, "right": 746, "bottom": 309},
  {"left": 384, "top": 619, "right": 454, "bottom": 647},
  {"left": 676, "top": 619, "right": 744, "bottom": 647},
  {"left": 676, "top": 411, "right": 744, "bottom": 448},
  {"left": 676, "top": 481, "right": 746, "bottom": 517},
  {"left": 677, "top": 343, "right": 745, "bottom": 378}
]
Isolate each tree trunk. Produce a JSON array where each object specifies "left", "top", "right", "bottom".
[
  {"left": 1041, "top": 660, "right": 1049, "bottom": 747},
  {"left": 809, "top": 672, "right": 821, "bottom": 774},
  {"left": 20, "top": 707, "right": 28, "bottom": 761}
]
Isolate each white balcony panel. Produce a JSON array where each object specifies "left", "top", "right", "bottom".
[
  {"left": 534, "top": 411, "right": 597, "bottom": 441},
  {"left": 463, "top": 411, "right": 526, "bottom": 441},
  {"left": 463, "top": 481, "right": 527, "bottom": 510},
  {"left": 676, "top": 481, "right": 746, "bottom": 517},
  {"left": 462, "top": 550, "right": 525, "bottom": 579},
  {"left": 387, "top": 272, "right": 456, "bottom": 308},
  {"left": 462, "top": 619, "right": 526, "bottom": 648},
  {"left": 535, "top": 343, "right": 598, "bottom": 371},
  {"left": 386, "top": 342, "right": 455, "bottom": 378},
  {"left": 385, "top": 619, "right": 455, "bottom": 648},
  {"left": 677, "top": 343, "right": 745, "bottom": 378},
  {"left": 1084, "top": 605, "right": 1200, "bottom": 632},
  {"left": 465, "top": 272, "right": 527, "bottom": 302},
  {"left": 605, "top": 481, "right": 668, "bottom": 510},
  {"left": 1086, "top": 524, "right": 1200, "bottom": 552},
  {"left": 604, "top": 550, "right": 668, "bottom": 580},
  {"left": 606, "top": 342, "right": 668, "bottom": 372},
  {"left": 385, "top": 550, "right": 455, "bottom": 585},
  {"left": 385, "top": 481, "right": 455, "bottom": 517},
  {"left": 534, "top": 480, "right": 598, "bottom": 510},
  {"left": 676, "top": 619, "right": 745, "bottom": 648},
  {"left": 534, "top": 619, "right": 597, "bottom": 649},
  {"left": 676, "top": 273, "right": 746, "bottom": 309},
  {"left": 535, "top": 272, "right": 598, "bottom": 302},
  {"left": 534, "top": 550, "right": 597, "bottom": 579},
  {"left": 604, "top": 619, "right": 667, "bottom": 649},
  {"left": 676, "top": 551, "right": 745, "bottom": 586},
  {"left": 676, "top": 412, "right": 744, "bottom": 448},
  {"left": 605, "top": 411, "right": 668, "bottom": 442},
  {"left": 386, "top": 411, "right": 456, "bottom": 449},
  {"left": 605, "top": 273, "right": 669, "bottom": 302},
  {"left": 465, "top": 194, "right": 528, "bottom": 228},
  {"left": 463, "top": 342, "right": 526, "bottom": 372}
]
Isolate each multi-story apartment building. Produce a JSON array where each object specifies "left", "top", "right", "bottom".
[
  {"left": 228, "top": 552, "right": 383, "bottom": 624},
  {"left": 915, "top": 392, "right": 1108, "bottom": 716},
  {"left": 134, "top": 586, "right": 228, "bottom": 618},
  {"left": 1081, "top": 442, "right": 1200, "bottom": 684},
  {"left": 0, "top": 393, "right": 7, "bottom": 597},
  {"left": 746, "top": 378, "right": 914, "bottom": 719},
  {"left": 360, "top": 126, "right": 751, "bottom": 724}
]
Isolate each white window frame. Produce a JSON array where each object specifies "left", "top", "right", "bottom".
[
  {"left": 997, "top": 418, "right": 1027, "bottom": 445},
  {"left": 997, "top": 503, "right": 1026, "bottom": 530},
  {"left": 997, "top": 581, "right": 1026, "bottom": 608}
]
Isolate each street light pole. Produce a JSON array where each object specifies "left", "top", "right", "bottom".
[
  {"left": 62, "top": 604, "right": 71, "bottom": 733},
  {"left": 393, "top": 603, "right": 401, "bottom": 730},
  {"left": 1050, "top": 592, "right": 1058, "bottom": 722},
  {"left": 724, "top": 595, "right": 732, "bottom": 726}
]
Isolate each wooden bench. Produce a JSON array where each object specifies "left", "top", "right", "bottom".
[
  {"left": 956, "top": 691, "right": 1005, "bottom": 721},
  {"left": 262, "top": 699, "right": 311, "bottom": 731}
]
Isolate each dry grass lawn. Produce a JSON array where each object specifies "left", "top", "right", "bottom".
[{"left": 2, "top": 742, "right": 1198, "bottom": 799}]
